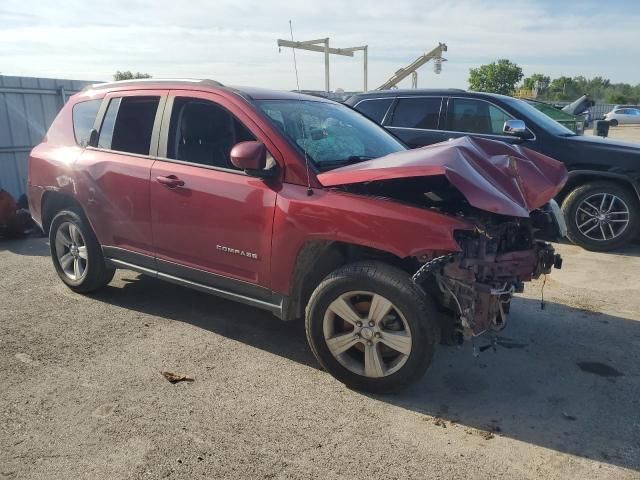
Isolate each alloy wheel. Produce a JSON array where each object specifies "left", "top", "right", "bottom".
[
  {"left": 322, "top": 291, "right": 412, "bottom": 378},
  {"left": 55, "top": 222, "right": 88, "bottom": 281},
  {"left": 575, "top": 193, "right": 630, "bottom": 242}
]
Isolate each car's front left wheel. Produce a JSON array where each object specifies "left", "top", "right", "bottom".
[
  {"left": 49, "top": 208, "right": 115, "bottom": 293},
  {"left": 305, "top": 261, "right": 438, "bottom": 393}
]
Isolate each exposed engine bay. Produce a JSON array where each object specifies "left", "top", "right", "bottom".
[
  {"left": 423, "top": 218, "right": 562, "bottom": 339},
  {"left": 343, "top": 177, "right": 565, "bottom": 340}
]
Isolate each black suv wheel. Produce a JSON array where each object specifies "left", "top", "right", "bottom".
[
  {"left": 562, "top": 181, "right": 639, "bottom": 251},
  {"left": 305, "top": 261, "right": 438, "bottom": 393}
]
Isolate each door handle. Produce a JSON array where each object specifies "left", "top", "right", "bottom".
[{"left": 156, "top": 175, "right": 185, "bottom": 188}]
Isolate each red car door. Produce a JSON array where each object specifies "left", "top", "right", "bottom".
[
  {"left": 79, "top": 89, "right": 167, "bottom": 265},
  {"left": 149, "top": 90, "right": 280, "bottom": 299}
]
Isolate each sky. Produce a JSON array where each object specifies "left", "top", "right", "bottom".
[{"left": 1, "top": 0, "right": 639, "bottom": 91}]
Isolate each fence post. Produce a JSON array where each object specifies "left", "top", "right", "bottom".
[{"left": 59, "top": 86, "right": 67, "bottom": 107}]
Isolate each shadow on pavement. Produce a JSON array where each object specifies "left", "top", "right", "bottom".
[
  {"left": 0, "top": 234, "right": 49, "bottom": 256},
  {"left": 90, "top": 271, "right": 640, "bottom": 471},
  {"left": 597, "top": 243, "right": 640, "bottom": 257},
  {"left": 554, "top": 237, "right": 640, "bottom": 257}
]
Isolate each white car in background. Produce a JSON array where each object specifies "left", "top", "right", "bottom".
[{"left": 604, "top": 107, "right": 640, "bottom": 126}]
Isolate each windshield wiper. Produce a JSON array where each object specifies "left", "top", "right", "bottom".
[{"left": 317, "top": 155, "right": 374, "bottom": 171}]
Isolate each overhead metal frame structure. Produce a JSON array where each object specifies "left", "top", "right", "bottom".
[
  {"left": 277, "top": 38, "right": 368, "bottom": 92},
  {"left": 376, "top": 42, "right": 448, "bottom": 90}
]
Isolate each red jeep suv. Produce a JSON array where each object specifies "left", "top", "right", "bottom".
[{"left": 28, "top": 79, "right": 566, "bottom": 392}]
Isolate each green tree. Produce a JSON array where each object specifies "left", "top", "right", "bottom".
[
  {"left": 547, "top": 76, "right": 580, "bottom": 101},
  {"left": 518, "top": 72, "right": 639, "bottom": 103},
  {"left": 522, "top": 73, "right": 551, "bottom": 97},
  {"left": 113, "top": 71, "right": 152, "bottom": 81},
  {"left": 468, "top": 59, "right": 523, "bottom": 95}
]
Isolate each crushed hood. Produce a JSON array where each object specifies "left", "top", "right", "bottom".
[{"left": 317, "top": 136, "right": 568, "bottom": 218}]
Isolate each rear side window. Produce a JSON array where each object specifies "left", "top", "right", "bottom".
[
  {"left": 97, "top": 96, "right": 160, "bottom": 155},
  {"left": 354, "top": 98, "right": 393, "bottom": 123},
  {"left": 72, "top": 99, "right": 102, "bottom": 147},
  {"left": 390, "top": 97, "right": 442, "bottom": 129}
]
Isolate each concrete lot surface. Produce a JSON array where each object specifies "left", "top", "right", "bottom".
[
  {"left": 584, "top": 124, "right": 640, "bottom": 143},
  {"left": 1, "top": 237, "right": 639, "bottom": 479}
]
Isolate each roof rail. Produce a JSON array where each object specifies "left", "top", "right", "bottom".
[{"left": 82, "top": 78, "right": 224, "bottom": 92}]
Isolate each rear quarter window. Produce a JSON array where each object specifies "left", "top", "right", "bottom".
[
  {"left": 390, "top": 97, "right": 443, "bottom": 129},
  {"left": 72, "top": 99, "right": 102, "bottom": 147}
]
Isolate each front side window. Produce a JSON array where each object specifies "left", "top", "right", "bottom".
[
  {"left": 72, "top": 99, "right": 102, "bottom": 147},
  {"left": 488, "top": 104, "right": 512, "bottom": 134},
  {"left": 97, "top": 96, "right": 160, "bottom": 155},
  {"left": 256, "top": 100, "right": 405, "bottom": 171},
  {"left": 449, "top": 98, "right": 513, "bottom": 135},
  {"left": 504, "top": 97, "right": 575, "bottom": 136},
  {"left": 391, "top": 97, "right": 442, "bottom": 130},
  {"left": 354, "top": 98, "right": 393, "bottom": 123},
  {"left": 166, "top": 98, "right": 255, "bottom": 169}
]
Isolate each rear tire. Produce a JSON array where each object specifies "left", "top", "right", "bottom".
[
  {"left": 561, "top": 181, "right": 639, "bottom": 251},
  {"left": 49, "top": 208, "right": 115, "bottom": 293},
  {"left": 305, "top": 261, "right": 438, "bottom": 393}
]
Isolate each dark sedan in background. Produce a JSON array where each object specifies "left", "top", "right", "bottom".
[{"left": 346, "top": 89, "right": 640, "bottom": 251}]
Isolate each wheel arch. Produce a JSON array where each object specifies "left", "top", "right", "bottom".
[
  {"left": 559, "top": 170, "right": 640, "bottom": 205},
  {"left": 41, "top": 191, "right": 86, "bottom": 234},
  {"left": 281, "top": 240, "right": 418, "bottom": 321}
]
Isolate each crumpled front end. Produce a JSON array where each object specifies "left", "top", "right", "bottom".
[
  {"left": 318, "top": 135, "right": 568, "bottom": 339},
  {"left": 414, "top": 211, "right": 563, "bottom": 339}
]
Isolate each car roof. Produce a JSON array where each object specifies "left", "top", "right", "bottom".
[
  {"left": 81, "top": 78, "right": 332, "bottom": 103},
  {"left": 345, "top": 88, "right": 518, "bottom": 103}
]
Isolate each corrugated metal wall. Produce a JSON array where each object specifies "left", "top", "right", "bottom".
[
  {"left": 0, "top": 75, "right": 98, "bottom": 200},
  {"left": 591, "top": 103, "right": 616, "bottom": 120}
]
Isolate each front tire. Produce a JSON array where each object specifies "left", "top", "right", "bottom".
[
  {"left": 609, "top": 119, "right": 618, "bottom": 127},
  {"left": 562, "top": 181, "right": 639, "bottom": 251},
  {"left": 49, "top": 208, "right": 115, "bottom": 293},
  {"left": 305, "top": 261, "right": 438, "bottom": 393}
]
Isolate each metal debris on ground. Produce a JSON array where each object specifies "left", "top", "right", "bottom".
[
  {"left": 161, "top": 371, "right": 195, "bottom": 383},
  {"left": 562, "top": 412, "right": 577, "bottom": 421},
  {"left": 433, "top": 417, "right": 447, "bottom": 428}
]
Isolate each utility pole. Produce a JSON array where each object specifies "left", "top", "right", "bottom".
[{"left": 277, "top": 37, "right": 369, "bottom": 92}]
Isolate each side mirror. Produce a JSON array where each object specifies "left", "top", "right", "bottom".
[
  {"left": 503, "top": 119, "right": 531, "bottom": 139},
  {"left": 87, "top": 128, "right": 99, "bottom": 148},
  {"left": 230, "top": 141, "right": 276, "bottom": 178}
]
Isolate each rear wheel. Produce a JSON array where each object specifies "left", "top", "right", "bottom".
[
  {"left": 49, "top": 209, "right": 115, "bottom": 292},
  {"left": 305, "top": 261, "right": 438, "bottom": 393},
  {"left": 562, "top": 181, "right": 639, "bottom": 251}
]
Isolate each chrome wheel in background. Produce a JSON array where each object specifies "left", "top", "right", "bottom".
[{"left": 575, "top": 193, "right": 630, "bottom": 242}]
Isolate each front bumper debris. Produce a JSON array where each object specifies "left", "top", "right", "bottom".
[{"left": 415, "top": 242, "right": 561, "bottom": 337}]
